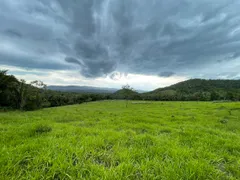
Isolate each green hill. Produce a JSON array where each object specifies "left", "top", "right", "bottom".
[
  {"left": 153, "top": 79, "right": 240, "bottom": 93},
  {"left": 111, "top": 88, "right": 141, "bottom": 100},
  {"left": 143, "top": 79, "right": 240, "bottom": 101}
]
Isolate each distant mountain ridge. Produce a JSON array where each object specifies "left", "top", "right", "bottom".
[
  {"left": 47, "top": 85, "right": 118, "bottom": 94},
  {"left": 48, "top": 85, "right": 146, "bottom": 94}
]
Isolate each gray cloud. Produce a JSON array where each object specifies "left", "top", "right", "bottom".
[
  {"left": 0, "top": 0, "right": 240, "bottom": 79},
  {"left": 159, "top": 72, "right": 176, "bottom": 78},
  {"left": 65, "top": 57, "right": 82, "bottom": 66},
  {"left": 4, "top": 29, "right": 22, "bottom": 38},
  {"left": 0, "top": 52, "right": 66, "bottom": 70}
]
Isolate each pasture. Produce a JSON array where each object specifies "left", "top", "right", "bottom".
[{"left": 0, "top": 101, "right": 240, "bottom": 179}]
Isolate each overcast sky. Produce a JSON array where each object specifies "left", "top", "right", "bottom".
[{"left": 0, "top": 0, "right": 240, "bottom": 90}]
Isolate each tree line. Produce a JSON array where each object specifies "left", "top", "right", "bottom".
[
  {"left": 0, "top": 70, "right": 239, "bottom": 111},
  {"left": 0, "top": 70, "right": 110, "bottom": 111}
]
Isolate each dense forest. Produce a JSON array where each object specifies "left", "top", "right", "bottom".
[
  {"left": 0, "top": 70, "right": 239, "bottom": 111},
  {"left": 0, "top": 70, "right": 110, "bottom": 111}
]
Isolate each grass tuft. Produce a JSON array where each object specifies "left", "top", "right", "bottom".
[
  {"left": 220, "top": 119, "right": 228, "bottom": 124},
  {"left": 33, "top": 124, "right": 52, "bottom": 135}
]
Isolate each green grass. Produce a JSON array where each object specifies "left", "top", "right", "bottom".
[{"left": 0, "top": 101, "right": 240, "bottom": 180}]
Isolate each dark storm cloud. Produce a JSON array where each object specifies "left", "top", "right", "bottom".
[
  {"left": 65, "top": 57, "right": 82, "bottom": 66},
  {"left": 159, "top": 72, "right": 176, "bottom": 78},
  {"left": 0, "top": 0, "right": 240, "bottom": 78},
  {"left": 4, "top": 29, "right": 23, "bottom": 38},
  {"left": 0, "top": 52, "right": 67, "bottom": 70}
]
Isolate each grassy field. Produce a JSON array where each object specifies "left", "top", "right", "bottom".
[{"left": 0, "top": 101, "right": 240, "bottom": 180}]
